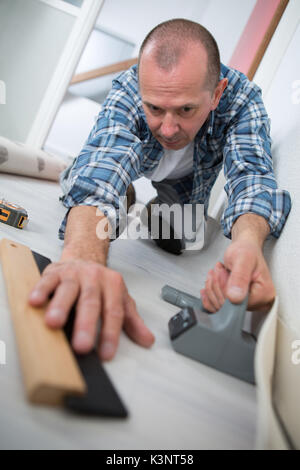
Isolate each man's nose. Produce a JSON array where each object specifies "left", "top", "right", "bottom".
[{"left": 160, "top": 113, "right": 179, "bottom": 139}]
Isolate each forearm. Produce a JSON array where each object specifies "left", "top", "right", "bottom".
[
  {"left": 61, "top": 206, "right": 110, "bottom": 265},
  {"left": 231, "top": 213, "right": 270, "bottom": 248}
]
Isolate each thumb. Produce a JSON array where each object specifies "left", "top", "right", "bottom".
[{"left": 226, "top": 256, "right": 254, "bottom": 304}]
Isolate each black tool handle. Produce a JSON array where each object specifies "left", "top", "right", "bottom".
[{"left": 32, "top": 250, "right": 128, "bottom": 417}]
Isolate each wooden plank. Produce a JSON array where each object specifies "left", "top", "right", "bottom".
[
  {"left": 0, "top": 238, "right": 86, "bottom": 405},
  {"left": 229, "top": 0, "right": 289, "bottom": 80},
  {"left": 70, "top": 57, "right": 138, "bottom": 85},
  {"left": 248, "top": 0, "right": 289, "bottom": 80}
]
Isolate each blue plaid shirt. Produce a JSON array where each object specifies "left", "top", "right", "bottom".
[{"left": 58, "top": 63, "right": 291, "bottom": 240}]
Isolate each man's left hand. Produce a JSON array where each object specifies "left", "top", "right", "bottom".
[{"left": 200, "top": 239, "right": 276, "bottom": 313}]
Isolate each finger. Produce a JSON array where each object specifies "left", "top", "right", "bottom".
[
  {"left": 211, "top": 267, "right": 226, "bottom": 307},
  {"left": 247, "top": 269, "right": 276, "bottom": 312},
  {"left": 72, "top": 282, "right": 102, "bottom": 354},
  {"left": 200, "top": 288, "right": 217, "bottom": 313},
  {"left": 45, "top": 278, "right": 80, "bottom": 329},
  {"left": 226, "top": 256, "right": 255, "bottom": 304},
  {"left": 98, "top": 273, "right": 126, "bottom": 361},
  {"left": 123, "top": 295, "right": 155, "bottom": 347},
  {"left": 28, "top": 271, "right": 60, "bottom": 306},
  {"left": 217, "top": 262, "right": 230, "bottom": 292},
  {"left": 204, "top": 270, "right": 221, "bottom": 311},
  {"left": 249, "top": 295, "right": 275, "bottom": 313}
]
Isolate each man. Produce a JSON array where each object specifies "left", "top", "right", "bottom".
[{"left": 29, "top": 19, "right": 291, "bottom": 361}]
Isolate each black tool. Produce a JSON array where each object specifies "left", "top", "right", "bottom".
[{"left": 32, "top": 250, "right": 128, "bottom": 417}]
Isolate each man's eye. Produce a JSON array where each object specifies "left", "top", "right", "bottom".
[
  {"left": 181, "top": 107, "right": 193, "bottom": 113},
  {"left": 149, "top": 105, "right": 161, "bottom": 112}
]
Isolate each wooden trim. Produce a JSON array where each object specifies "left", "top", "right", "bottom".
[
  {"left": 248, "top": 0, "right": 289, "bottom": 80},
  {"left": 0, "top": 238, "right": 86, "bottom": 405},
  {"left": 254, "top": 0, "right": 299, "bottom": 93},
  {"left": 70, "top": 57, "right": 138, "bottom": 85},
  {"left": 229, "top": 0, "right": 289, "bottom": 80}
]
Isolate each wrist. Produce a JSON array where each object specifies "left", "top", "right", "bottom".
[
  {"left": 61, "top": 239, "right": 109, "bottom": 265},
  {"left": 61, "top": 228, "right": 109, "bottom": 265},
  {"left": 61, "top": 205, "right": 110, "bottom": 265},
  {"left": 231, "top": 214, "right": 270, "bottom": 249}
]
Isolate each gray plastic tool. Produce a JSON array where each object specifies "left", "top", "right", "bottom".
[{"left": 162, "top": 285, "right": 256, "bottom": 384}]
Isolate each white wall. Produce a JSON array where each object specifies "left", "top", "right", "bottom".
[
  {"left": 97, "top": 0, "right": 256, "bottom": 62},
  {"left": 260, "top": 20, "right": 300, "bottom": 334},
  {"left": 96, "top": 0, "right": 209, "bottom": 54},
  {"left": 199, "top": 0, "right": 256, "bottom": 64},
  {"left": 0, "top": 0, "right": 75, "bottom": 143}
]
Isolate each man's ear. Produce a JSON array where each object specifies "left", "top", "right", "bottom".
[{"left": 211, "top": 78, "right": 228, "bottom": 111}]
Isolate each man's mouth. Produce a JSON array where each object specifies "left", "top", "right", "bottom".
[{"left": 160, "top": 137, "right": 181, "bottom": 145}]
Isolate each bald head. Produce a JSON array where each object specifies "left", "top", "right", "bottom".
[{"left": 138, "top": 19, "right": 220, "bottom": 92}]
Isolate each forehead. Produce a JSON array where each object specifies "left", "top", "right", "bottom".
[{"left": 139, "top": 69, "right": 208, "bottom": 110}]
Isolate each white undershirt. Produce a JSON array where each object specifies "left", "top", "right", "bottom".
[{"left": 146, "top": 141, "right": 194, "bottom": 182}]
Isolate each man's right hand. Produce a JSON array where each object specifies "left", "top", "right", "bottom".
[
  {"left": 28, "top": 205, "right": 155, "bottom": 360},
  {"left": 28, "top": 259, "right": 155, "bottom": 360}
]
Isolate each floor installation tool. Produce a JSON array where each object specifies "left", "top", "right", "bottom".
[
  {"left": 0, "top": 238, "right": 127, "bottom": 417},
  {"left": 162, "top": 285, "right": 256, "bottom": 384},
  {"left": 0, "top": 199, "right": 28, "bottom": 229}
]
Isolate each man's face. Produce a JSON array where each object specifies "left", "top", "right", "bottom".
[{"left": 139, "top": 43, "right": 227, "bottom": 150}]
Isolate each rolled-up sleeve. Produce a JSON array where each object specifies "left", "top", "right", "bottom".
[
  {"left": 58, "top": 76, "right": 143, "bottom": 240},
  {"left": 221, "top": 84, "right": 291, "bottom": 239}
]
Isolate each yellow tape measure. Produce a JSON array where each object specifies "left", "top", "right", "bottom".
[{"left": 0, "top": 199, "right": 28, "bottom": 229}]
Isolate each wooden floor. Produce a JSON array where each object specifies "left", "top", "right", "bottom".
[{"left": 0, "top": 172, "right": 256, "bottom": 450}]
